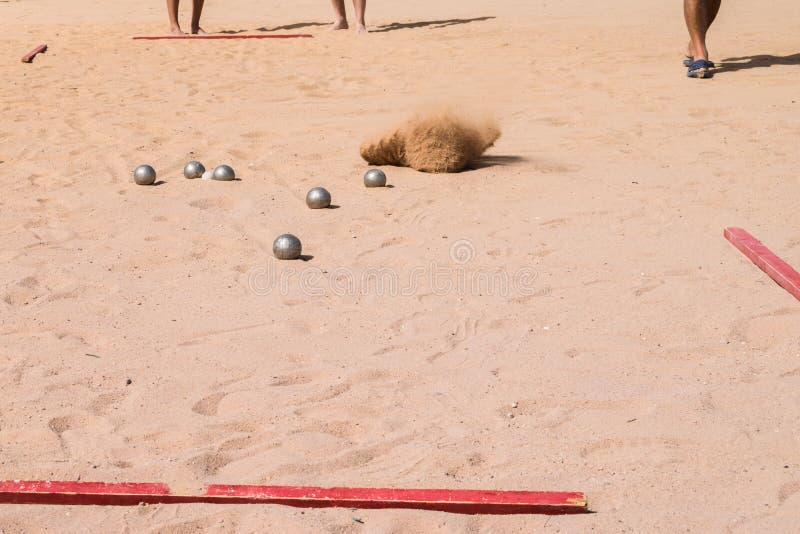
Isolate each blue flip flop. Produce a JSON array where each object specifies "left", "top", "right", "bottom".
[
  {"left": 686, "top": 59, "right": 715, "bottom": 78},
  {"left": 683, "top": 57, "right": 715, "bottom": 68}
]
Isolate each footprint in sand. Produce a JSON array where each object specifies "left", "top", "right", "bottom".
[
  {"left": 728, "top": 308, "right": 800, "bottom": 347},
  {"left": 48, "top": 415, "right": 81, "bottom": 457},
  {"left": 355, "top": 236, "right": 408, "bottom": 259},
  {"left": 191, "top": 392, "right": 228, "bottom": 416},
  {"left": 428, "top": 316, "right": 480, "bottom": 362},
  {"left": 302, "top": 369, "right": 390, "bottom": 404},
  {"left": 217, "top": 435, "right": 258, "bottom": 454},
  {"left": 778, "top": 482, "right": 800, "bottom": 505},
  {"left": 3, "top": 275, "right": 43, "bottom": 306},
  {"left": 188, "top": 197, "right": 232, "bottom": 210},
  {"left": 187, "top": 452, "right": 232, "bottom": 476},
  {"left": 270, "top": 374, "right": 313, "bottom": 387},
  {"left": 398, "top": 199, "right": 435, "bottom": 227},
  {"left": 300, "top": 420, "right": 362, "bottom": 441},
  {"left": 272, "top": 434, "right": 416, "bottom": 477},
  {"left": 88, "top": 393, "right": 125, "bottom": 417},
  {"left": 579, "top": 437, "right": 693, "bottom": 459}
]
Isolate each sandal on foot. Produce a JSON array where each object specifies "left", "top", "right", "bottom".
[
  {"left": 686, "top": 59, "right": 715, "bottom": 78},
  {"left": 683, "top": 56, "right": 715, "bottom": 68}
]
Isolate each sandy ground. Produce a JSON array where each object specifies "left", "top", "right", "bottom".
[{"left": 1, "top": 0, "right": 800, "bottom": 531}]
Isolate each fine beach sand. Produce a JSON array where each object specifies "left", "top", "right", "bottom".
[{"left": 2, "top": 0, "right": 800, "bottom": 531}]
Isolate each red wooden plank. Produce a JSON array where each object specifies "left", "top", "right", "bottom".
[
  {"left": 0, "top": 481, "right": 174, "bottom": 506},
  {"left": 132, "top": 34, "right": 312, "bottom": 40},
  {"left": 204, "top": 485, "right": 588, "bottom": 515},
  {"left": 724, "top": 227, "right": 800, "bottom": 301},
  {"left": 21, "top": 44, "right": 47, "bottom": 63},
  {"left": 0, "top": 481, "right": 587, "bottom": 515}
]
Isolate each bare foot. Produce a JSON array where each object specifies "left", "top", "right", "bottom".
[
  {"left": 171, "top": 25, "right": 186, "bottom": 35},
  {"left": 191, "top": 26, "right": 207, "bottom": 35},
  {"left": 685, "top": 41, "right": 710, "bottom": 61},
  {"left": 355, "top": 24, "right": 368, "bottom": 34},
  {"left": 330, "top": 19, "right": 349, "bottom": 30}
]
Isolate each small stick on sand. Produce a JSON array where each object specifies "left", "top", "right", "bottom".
[
  {"left": 21, "top": 44, "right": 47, "bottom": 63},
  {"left": 724, "top": 227, "right": 800, "bottom": 301}
]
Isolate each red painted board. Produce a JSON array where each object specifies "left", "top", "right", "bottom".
[
  {"left": 21, "top": 44, "right": 47, "bottom": 63},
  {"left": 0, "top": 481, "right": 588, "bottom": 515},
  {"left": 0, "top": 481, "right": 174, "bottom": 506},
  {"left": 724, "top": 227, "right": 800, "bottom": 302},
  {"left": 133, "top": 34, "right": 312, "bottom": 40},
  {"left": 204, "top": 485, "right": 588, "bottom": 515}
]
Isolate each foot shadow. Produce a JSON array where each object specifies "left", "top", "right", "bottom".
[
  {"left": 218, "top": 23, "right": 327, "bottom": 34},
  {"left": 715, "top": 53, "right": 800, "bottom": 75},
  {"left": 372, "top": 16, "right": 495, "bottom": 33},
  {"left": 256, "top": 22, "right": 329, "bottom": 32},
  {"left": 469, "top": 155, "right": 526, "bottom": 170}
]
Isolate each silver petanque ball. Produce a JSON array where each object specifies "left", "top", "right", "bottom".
[
  {"left": 133, "top": 164, "right": 156, "bottom": 185},
  {"left": 184, "top": 161, "right": 205, "bottom": 179},
  {"left": 212, "top": 164, "right": 236, "bottom": 181},
  {"left": 201, "top": 170, "right": 213, "bottom": 180},
  {"left": 273, "top": 233, "right": 302, "bottom": 260},
  {"left": 363, "top": 168, "right": 387, "bottom": 188},
  {"left": 306, "top": 187, "right": 332, "bottom": 209}
]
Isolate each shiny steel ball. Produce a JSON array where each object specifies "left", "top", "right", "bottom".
[
  {"left": 364, "top": 168, "right": 387, "bottom": 188},
  {"left": 133, "top": 164, "right": 156, "bottom": 185},
  {"left": 201, "top": 170, "right": 213, "bottom": 180},
  {"left": 273, "top": 234, "right": 302, "bottom": 260},
  {"left": 184, "top": 161, "right": 205, "bottom": 179},
  {"left": 212, "top": 164, "right": 236, "bottom": 181},
  {"left": 306, "top": 187, "right": 332, "bottom": 209}
]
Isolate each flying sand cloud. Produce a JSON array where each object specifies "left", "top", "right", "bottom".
[{"left": 360, "top": 107, "right": 500, "bottom": 173}]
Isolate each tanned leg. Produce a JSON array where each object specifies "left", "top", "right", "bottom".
[
  {"left": 353, "top": 0, "right": 367, "bottom": 33},
  {"left": 684, "top": 0, "right": 722, "bottom": 60},
  {"left": 330, "top": 0, "right": 349, "bottom": 30},
  {"left": 167, "top": 0, "right": 185, "bottom": 34},
  {"left": 191, "top": 0, "right": 206, "bottom": 34}
]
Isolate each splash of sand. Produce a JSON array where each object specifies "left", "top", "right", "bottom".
[{"left": 360, "top": 108, "right": 500, "bottom": 173}]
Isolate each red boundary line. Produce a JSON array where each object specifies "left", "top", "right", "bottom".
[
  {"left": 724, "top": 227, "right": 800, "bottom": 301},
  {"left": 132, "top": 34, "right": 312, "bottom": 40},
  {"left": 0, "top": 481, "right": 587, "bottom": 515},
  {"left": 21, "top": 44, "right": 47, "bottom": 63}
]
